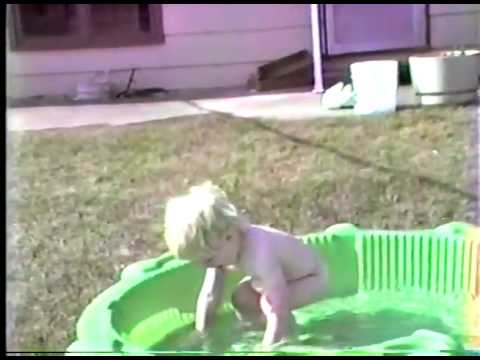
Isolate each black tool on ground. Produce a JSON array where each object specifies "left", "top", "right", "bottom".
[{"left": 115, "top": 68, "right": 168, "bottom": 99}]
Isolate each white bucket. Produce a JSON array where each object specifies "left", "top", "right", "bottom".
[{"left": 350, "top": 60, "right": 399, "bottom": 115}]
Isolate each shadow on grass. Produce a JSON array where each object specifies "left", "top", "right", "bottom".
[
  {"left": 250, "top": 120, "right": 477, "bottom": 201},
  {"left": 186, "top": 101, "right": 477, "bottom": 202}
]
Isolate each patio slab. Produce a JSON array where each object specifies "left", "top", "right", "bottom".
[
  {"left": 7, "top": 86, "right": 421, "bottom": 132},
  {"left": 6, "top": 101, "right": 209, "bottom": 132},
  {"left": 193, "top": 86, "right": 419, "bottom": 121}
]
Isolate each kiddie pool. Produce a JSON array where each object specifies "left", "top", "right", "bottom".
[{"left": 66, "top": 222, "right": 479, "bottom": 356}]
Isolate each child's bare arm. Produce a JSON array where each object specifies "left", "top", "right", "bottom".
[
  {"left": 256, "top": 266, "right": 290, "bottom": 346},
  {"left": 195, "top": 267, "right": 225, "bottom": 333}
]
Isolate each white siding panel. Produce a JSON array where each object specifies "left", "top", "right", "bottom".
[
  {"left": 9, "top": 73, "right": 93, "bottom": 98},
  {"left": 10, "top": 27, "right": 312, "bottom": 76},
  {"left": 429, "top": 4, "right": 480, "bottom": 16},
  {"left": 9, "top": 63, "right": 266, "bottom": 98},
  {"left": 132, "top": 63, "right": 264, "bottom": 90},
  {"left": 430, "top": 13, "right": 480, "bottom": 48},
  {"left": 478, "top": 11, "right": 480, "bottom": 44}
]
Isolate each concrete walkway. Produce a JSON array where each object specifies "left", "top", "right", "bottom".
[
  {"left": 7, "top": 86, "right": 420, "bottom": 131},
  {"left": 7, "top": 100, "right": 210, "bottom": 131}
]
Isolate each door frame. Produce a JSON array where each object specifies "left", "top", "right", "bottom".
[
  {"left": 310, "top": 4, "right": 324, "bottom": 93},
  {"left": 324, "top": 4, "right": 429, "bottom": 56}
]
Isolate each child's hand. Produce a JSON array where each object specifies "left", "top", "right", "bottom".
[
  {"left": 182, "top": 329, "right": 208, "bottom": 350},
  {"left": 253, "top": 337, "right": 289, "bottom": 354},
  {"left": 194, "top": 320, "right": 209, "bottom": 335}
]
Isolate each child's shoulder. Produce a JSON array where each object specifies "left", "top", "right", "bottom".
[
  {"left": 249, "top": 224, "right": 292, "bottom": 236},
  {"left": 247, "top": 224, "right": 299, "bottom": 244}
]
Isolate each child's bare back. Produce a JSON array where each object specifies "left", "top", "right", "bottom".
[{"left": 239, "top": 224, "right": 325, "bottom": 288}]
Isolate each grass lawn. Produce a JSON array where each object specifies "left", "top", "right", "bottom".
[{"left": 7, "top": 106, "right": 477, "bottom": 354}]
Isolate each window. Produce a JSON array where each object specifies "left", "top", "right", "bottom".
[{"left": 8, "top": 4, "right": 165, "bottom": 51}]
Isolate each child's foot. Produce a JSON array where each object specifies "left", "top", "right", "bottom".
[
  {"left": 182, "top": 329, "right": 208, "bottom": 350},
  {"left": 233, "top": 310, "right": 266, "bottom": 331},
  {"left": 238, "top": 319, "right": 264, "bottom": 331},
  {"left": 286, "top": 313, "right": 298, "bottom": 336}
]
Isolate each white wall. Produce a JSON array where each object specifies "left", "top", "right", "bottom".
[
  {"left": 7, "top": 4, "right": 312, "bottom": 98},
  {"left": 429, "top": 4, "right": 480, "bottom": 48}
]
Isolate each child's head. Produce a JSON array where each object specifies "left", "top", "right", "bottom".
[{"left": 164, "top": 181, "right": 248, "bottom": 264}]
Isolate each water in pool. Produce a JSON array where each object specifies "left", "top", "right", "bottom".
[{"left": 140, "top": 291, "right": 474, "bottom": 355}]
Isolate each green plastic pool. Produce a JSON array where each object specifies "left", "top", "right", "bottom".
[{"left": 66, "top": 222, "right": 479, "bottom": 356}]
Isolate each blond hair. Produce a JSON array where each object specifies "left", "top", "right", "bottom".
[{"left": 164, "top": 181, "right": 248, "bottom": 259}]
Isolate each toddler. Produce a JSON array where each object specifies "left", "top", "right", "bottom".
[{"left": 163, "top": 181, "right": 328, "bottom": 347}]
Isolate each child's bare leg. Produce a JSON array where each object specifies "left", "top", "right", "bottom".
[
  {"left": 232, "top": 268, "right": 327, "bottom": 333},
  {"left": 231, "top": 277, "right": 265, "bottom": 329},
  {"left": 259, "top": 271, "right": 326, "bottom": 343},
  {"left": 287, "top": 270, "right": 328, "bottom": 310}
]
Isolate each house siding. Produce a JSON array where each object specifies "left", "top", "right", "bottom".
[
  {"left": 7, "top": 4, "right": 480, "bottom": 99},
  {"left": 7, "top": 4, "right": 313, "bottom": 98},
  {"left": 429, "top": 4, "right": 480, "bottom": 49}
]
